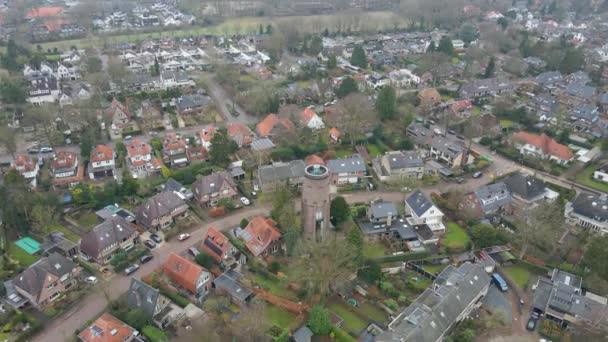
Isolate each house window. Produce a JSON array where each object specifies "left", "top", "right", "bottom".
[{"left": 49, "top": 292, "right": 61, "bottom": 301}]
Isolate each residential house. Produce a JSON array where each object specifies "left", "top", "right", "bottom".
[
  {"left": 565, "top": 193, "right": 608, "bottom": 235},
  {"left": 366, "top": 73, "right": 390, "bottom": 90},
  {"left": 503, "top": 172, "right": 559, "bottom": 212},
  {"left": 163, "top": 253, "right": 212, "bottom": 300},
  {"left": 106, "top": 98, "right": 133, "bottom": 134},
  {"left": 532, "top": 269, "right": 608, "bottom": 329},
  {"left": 535, "top": 71, "right": 564, "bottom": 91},
  {"left": 593, "top": 164, "right": 608, "bottom": 183},
  {"left": 405, "top": 190, "right": 445, "bottom": 232},
  {"left": 358, "top": 200, "right": 419, "bottom": 249},
  {"left": 196, "top": 125, "right": 217, "bottom": 149},
  {"left": 558, "top": 82, "right": 596, "bottom": 109},
  {"left": 374, "top": 151, "right": 424, "bottom": 181},
  {"left": 50, "top": 151, "right": 84, "bottom": 188},
  {"left": 299, "top": 107, "right": 325, "bottom": 130},
  {"left": 227, "top": 122, "right": 255, "bottom": 147},
  {"left": 27, "top": 75, "right": 60, "bottom": 105},
  {"left": 238, "top": 216, "right": 282, "bottom": 257},
  {"left": 256, "top": 113, "right": 295, "bottom": 139},
  {"left": 417, "top": 88, "right": 441, "bottom": 107},
  {"left": 192, "top": 171, "right": 238, "bottom": 207},
  {"left": 186, "top": 146, "right": 208, "bottom": 163},
  {"left": 459, "top": 78, "right": 514, "bottom": 98},
  {"left": 429, "top": 138, "right": 466, "bottom": 169},
  {"left": 78, "top": 313, "right": 145, "bottom": 342},
  {"left": 329, "top": 127, "right": 342, "bottom": 143},
  {"left": 255, "top": 160, "right": 306, "bottom": 192},
  {"left": 135, "top": 191, "right": 188, "bottom": 231},
  {"left": 88, "top": 145, "right": 116, "bottom": 180},
  {"left": 12, "top": 154, "right": 39, "bottom": 188},
  {"left": 388, "top": 69, "right": 421, "bottom": 88},
  {"left": 40, "top": 231, "right": 79, "bottom": 258},
  {"left": 126, "top": 279, "right": 184, "bottom": 329},
  {"left": 12, "top": 253, "right": 80, "bottom": 308},
  {"left": 326, "top": 154, "right": 367, "bottom": 185},
  {"left": 201, "top": 227, "right": 246, "bottom": 270},
  {"left": 176, "top": 94, "right": 211, "bottom": 116},
  {"left": 472, "top": 182, "right": 513, "bottom": 218},
  {"left": 79, "top": 216, "right": 139, "bottom": 264},
  {"left": 162, "top": 133, "right": 188, "bottom": 167},
  {"left": 213, "top": 269, "right": 253, "bottom": 305},
  {"left": 125, "top": 140, "right": 162, "bottom": 178},
  {"left": 511, "top": 131, "right": 574, "bottom": 165},
  {"left": 378, "top": 262, "right": 491, "bottom": 342}
]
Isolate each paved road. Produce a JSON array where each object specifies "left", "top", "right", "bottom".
[
  {"left": 206, "top": 76, "right": 258, "bottom": 125},
  {"left": 33, "top": 206, "right": 269, "bottom": 342}
]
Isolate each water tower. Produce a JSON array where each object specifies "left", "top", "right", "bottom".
[{"left": 301, "top": 164, "right": 331, "bottom": 240}]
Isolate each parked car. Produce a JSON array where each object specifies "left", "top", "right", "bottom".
[
  {"left": 99, "top": 267, "right": 111, "bottom": 275},
  {"left": 125, "top": 264, "right": 140, "bottom": 275},
  {"left": 433, "top": 128, "right": 442, "bottom": 135},
  {"left": 124, "top": 135, "right": 133, "bottom": 140},
  {"left": 143, "top": 240, "right": 156, "bottom": 249},
  {"left": 150, "top": 234, "right": 162, "bottom": 244},
  {"left": 140, "top": 255, "right": 154, "bottom": 264},
  {"left": 40, "top": 147, "right": 53, "bottom": 153},
  {"left": 473, "top": 171, "right": 483, "bottom": 179},
  {"left": 231, "top": 110, "right": 240, "bottom": 117},
  {"left": 178, "top": 233, "right": 190, "bottom": 241},
  {"left": 27, "top": 148, "right": 39, "bottom": 154},
  {"left": 240, "top": 197, "right": 251, "bottom": 206},
  {"left": 188, "top": 247, "right": 200, "bottom": 257},
  {"left": 84, "top": 276, "right": 98, "bottom": 284},
  {"left": 250, "top": 191, "right": 257, "bottom": 198},
  {"left": 526, "top": 317, "right": 537, "bottom": 331}
]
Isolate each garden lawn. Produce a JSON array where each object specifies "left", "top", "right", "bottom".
[
  {"left": 328, "top": 302, "right": 368, "bottom": 335},
  {"left": 363, "top": 243, "right": 387, "bottom": 258},
  {"left": 575, "top": 164, "right": 608, "bottom": 193},
  {"left": 253, "top": 274, "right": 297, "bottom": 300},
  {"left": 358, "top": 302, "right": 387, "bottom": 322},
  {"left": 471, "top": 106, "right": 481, "bottom": 116},
  {"left": 423, "top": 264, "right": 447, "bottom": 275},
  {"left": 335, "top": 148, "right": 354, "bottom": 158},
  {"left": 47, "top": 224, "right": 80, "bottom": 243},
  {"left": 442, "top": 222, "right": 470, "bottom": 251},
  {"left": 74, "top": 212, "right": 99, "bottom": 229},
  {"left": 143, "top": 326, "right": 168, "bottom": 342},
  {"left": 366, "top": 144, "right": 382, "bottom": 158},
  {"left": 9, "top": 242, "right": 40, "bottom": 267},
  {"left": 503, "top": 265, "right": 531, "bottom": 290},
  {"left": 265, "top": 305, "right": 297, "bottom": 329},
  {"left": 500, "top": 119, "right": 513, "bottom": 129}
]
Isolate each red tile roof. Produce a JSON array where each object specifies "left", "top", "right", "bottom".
[
  {"left": 25, "top": 6, "right": 64, "bottom": 19},
  {"left": 78, "top": 312, "right": 136, "bottom": 342},
  {"left": 126, "top": 140, "right": 151, "bottom": 158},
  {"left": 512, "top": 131, "right": 574, "bottom": 161},
  {"left": 329, "top": 127, "right": 342, "bottom": 139},
  {"left": 450, "top": 99, "right": 473, "bottom": 112},
  {"left": 418, "top": 88, "right": 441, "bottom": 104},
  {"left": 304, "top": 154, "right": 325, "bottom": 166},
  {"left": 227, "top": 122, "right": 254, "bottom": 146},
  {"left": 42, "top": 18, "right": 71, "bottom": 32},
  {"left": 300, "top": 107, "right": 317, "bottom": 125},
  {"left": 186, "top": 146, "right": 208, "bottom": 162},
  {"left": 163, "top": 253, "right": 206, "bottom": 294},
  {"left": 51, "top": 151, "right": 78, "bottom": 170},
  {"left": 90, "top": 145, "right": 114, "bottom": 163},
  {"left": 162, "top": 133, "right": 186, "bottom": 151},
  {"left": 243, "top": 216, "right": 282, "bottom": 256},
  {"left": 256, "top": 114, "right": 295, "bottom": 137},
  {"left": 13, "top": 155, "right": 36, "bottom": 173},
  {"left": 201, "top": 227, "right": 230, "bottom": 263},
  {"left": 197, "top": 125, "right": 217, "bottom": 142}
]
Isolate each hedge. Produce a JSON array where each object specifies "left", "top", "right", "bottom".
[
  {"left": 158, "top": 287, "right": 190, "bottom": 308},
  {"left": 143, "top": 325, "right": 169, "bottom": 342},
  {"left": 332, "top": 327, "right": 357, "bottom": 342},
  {"left": 370, "top": 251, "right": 431, "bottom": 263}
]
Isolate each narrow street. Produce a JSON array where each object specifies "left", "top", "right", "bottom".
[{"left": 33, "top": 206, "right": 269, "bottom": 342}]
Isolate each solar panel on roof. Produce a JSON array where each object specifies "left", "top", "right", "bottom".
[{"left": 204, "top": 238, "right": 223, "bottom": 257}]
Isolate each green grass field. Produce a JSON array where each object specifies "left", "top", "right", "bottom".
[
  {"left": 503, "top": 265, "right": 532, "bottom": 290},
  {"left": 328, "top": 302, "right": 368, "bottom": 335},
  {"left": 423, "top": 264, "right": 447, "bottom": 275},
  {"left": 442, "top": 222, "right": 470, "bottom": 251},
  {"left": 73, "top": 212, "right": 99, "bottom": 230},
  {"left": 358, "top": 302, "right": 387, "bottom": 322},
  {"left": 47, "top": 224, "right": 80, "bottom": 243},
  {"left": 574, "top": 164, "right": 608, "bottom": 193},
  {"left": 9, "top": 242, "right": 40, "bottom": 267},
  {"left": 39, "top": 11, "right": 409, "bottom": 50},
  {"left": 253, "top": 274, "right": 297, "bottom": 300},
  {"left": 265, "top": 305, "right": 297, "bottom": 329},
  {"left": 363, "top": 243, "right": 387, "bottom": 258}
]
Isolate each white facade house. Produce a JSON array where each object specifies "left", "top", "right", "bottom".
[
  {"left": 593, "top": 164, "right": 608, "bottom": 183},
  {"left": 388, "top": 69, "right": 421, "bottom": 88},
  {"left": 300, "top": 108, "right": 325, "bottom": 130},
  {"left": 405, "top": 190, "right": 445, "bottom": 232}
]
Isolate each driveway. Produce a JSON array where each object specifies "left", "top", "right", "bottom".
[
  {"left": 483, "top": 284, "right": 513, "bottom": 323},
  {"left": 33, "top": 206, "right": 269, "bottom": 342}
]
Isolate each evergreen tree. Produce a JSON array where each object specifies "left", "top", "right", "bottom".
[
  {"left": 427, "top": 41, "right": 436, "bottom": 52},
  {"left": 350, "top": 45, "right": 368, "bottom": 68},
  {"left": 437, "top": 36, "right": 454, "bottom": 56},
  {"left": 558, "top": 48, "right": 585, "bottom": 74},
  {"left": 375, "top": 86, "right": 397, "bottom": 120},
  {"left": 327, "top": 55, "right": 337, "bottom": 69},
  {"left": 265, "top": 24, "right": 273, "bottom": 34},
  {"left": 336, "top": 77, "right": 358, "bottom": 98},
  {"left": 309, "top": 306, "right": 332, "bottom": 335},
  {"left": 330, "top": 196, "right": 350, "bottom": 226},
  {"left": 484, "top": 56, "right": 496, "bottom": 78},
  {"left": 259, "top": 24, "right": 263, "bottom": 35}
]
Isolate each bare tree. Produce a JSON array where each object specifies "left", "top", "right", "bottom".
[
  {"left": 290, "top": 233, "right": 357, "bottom": 299},
  {"left": 329, "top": 93, "right": 377, "bottom": 146},
  {"left": 515, "top": 201, "right": 564, "bottom": 259},
  {"left": 0, "top": 126, "right": 18, "bottom": 159},
  {"left": 229, "top": 299, "right": 269, "bottom": 341}
]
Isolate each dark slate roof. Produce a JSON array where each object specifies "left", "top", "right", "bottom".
[
  {"left": 535, "top": 71, "right": 563, "bottom": 86},
  {"left": 430, "top": 138, "right": 464, "bottom": 158},
  {"left": 600, "top": 93, "right": 608, "bottom": 105},
  {"left": 327, "top": 154, "right": 366, "bottom": 174},
  {"left": 370, "top": 201, "right": 398, "bottom": 219},
  {"left": 293, "top": 326, "right": 314, "bottom": 342},
  {"left": 565, "top": 82, "right": 595, "bottom": 99},
  {"left": 570, "top": 193, "right": 608, "bottom": 223},
  {"left": 126, "top": 278, "right": 159, "bottom": 318},
  {"left": 79, "top": 216, "right": 136, "bottom": 259},
  {"left": 379, "top": 262, "right": 491, "bottom": 342},
  {"left": 192, "top": 171, "right": 236, "bottom": 197},
  {"left": 474, "top": 182, "right": 512, "bottom": 214},
  {"left": 213, "top": 269, "right": 253, "bottom": 302},
  {"left": 406, "top": 190, "right": 433, "bottom": 217},
  {"left": 569, "top": 105, "right": 598, "bottom": 122},
  {"left": 257, "top": 160, "right": 305, "bottom": 185},
  {"left": 13, "top": 253, "right": 76, "bottom": 298},
  {"left": 163, "top": 178, "right": 185, "bottom": 193},
  {"left": 386, "top": 151, "right": 423, "bottom": 170},
  {"left": 176, "top": 94, "right": 211, "bottom": 111},
  {"left": 135, "top": 191, "right": 186, "bottom": 228},
  {"left": 502, "top": 172, "right": 547, "bottom": 201},
  {"left": 458, "top": 78, "right": 512, "bottom": 97}
]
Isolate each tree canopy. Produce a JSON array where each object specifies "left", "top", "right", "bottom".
[
  {"left": 308, "top": 306, "right": 332, "bottom": 335},
  {"left": 350, "top": 45, "right": 368, "bottom": 68},
  {"left": 330, "top": 196, "right": 350, "bottom": 226},
  {"left": 375, "top": 86, "right": 397, "bottom": 120},
  {"left": 209, "top": 128, "right": 238, "bottom": 167},
  {"left": 336, "top": 77, "right": 358, "bottom": 98},
  {"left": 437, "top": 36, "right": 454, "bottom": 56}
]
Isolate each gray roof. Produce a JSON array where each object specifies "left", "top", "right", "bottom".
[
  {"left": 293, "top": 326, "right": 314, "bottom": 342},
  {"left": 327, "top": 154, "right": 366, "bottom": 174},
  {"left": 459, "top": 78, "right": 513, "bottom": 97},
  {"left": 430, "top": 138, "right": 464, "bottom": 158},
  {"left": 565, "top": 82, "right": 595, "bottom": 99},
  {"left": 385, "top": 151, "right": 423, "bottom": 170},
  {"left": 213, "top": 269, "right": 253, "bottom": 302},
  {"left": 570, "top": 193, "right": 608, "bottom": 223},
  {"left": 569, "top": 105, "right": 598, "bottom": 122},
  {"left": 95, "top": 205, "right": 136, "bottom": 222},
  {"left": 599, "top": 93, "right": 608, "bottom": 105},
  {"left": 79, "top": 216, "right": 137, "bottom": 259},
  {"left": 474, "top": 182, "right": 512, "bottom": 214},
  {"left": 135, "top": 191, "right": 186, "bottom": 229},
  {"left": 413, "top": 224, "right": 437, "bottom": 242},
  {"left": 40, "top": 231, "right": 79, "bottom": 254},
  {"left": 535, "top": 71, "right": 563, "bottom": 86},
  {"left": 192, "top": 171, "right": 237, "bottom": 197},
  {"left": 378, "top": 262, "right": 491, "bottom": 342},
  {"left": 502, "top": 172, "right": 547, "bottom": 201},
  {"left": 406, "top": 190, "right": 434, "bottom": 217},
  {"left": 176, "top": 94, "right": 211, "bottom": 111},
  {"left": 13, "top": 253, "right": 77, "bottom": 298},
  {"left": 251, "top": 138, "right": 275, "bottom": 152},
  {"left": 256, "top": 160, "right": 305, "bottom": 185},
  {"left": 127, "top": 278, "right": 159, "bottom": 318},
  {"left": 163, "top": 178, "right": 185, "bottom": 193},
  {"left": 370, "top": 201, "right": 398, "bottom": 219}
]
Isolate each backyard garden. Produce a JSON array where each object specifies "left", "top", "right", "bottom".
[{"left": 442, "top": 222, "right": 471, "bottom": 252}]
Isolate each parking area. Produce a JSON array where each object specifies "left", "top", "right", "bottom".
[{"left": 483, "top": 284, "right": 513, "bottom": 323}]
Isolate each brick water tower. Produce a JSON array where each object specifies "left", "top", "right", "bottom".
[{"left": 301, "top": 164, "right": 331, "bottom": 240}]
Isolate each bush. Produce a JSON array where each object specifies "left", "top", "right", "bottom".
[
  {"left": 384, "top": 299, "right": 398, "bottom": 311},
  {"left": 195, "top": 252, "right": 218, "bottom": 270},
  {"left": 372, "top": 251, "right": 430, "bottom": 263},
  {"left": 143, "top": 325, "right": 168, "bottom": 342},
  {"left": 309, "top": 305, "right": 332, "bottom": 335},
  {"left": 240, "top": 218, "right": 249, "bottom": 228},
  {"left": 158, "top": 287, "right": 190, "bottom": 308},
  {"left": 268, "top": 261, "right": 281, "bottom": 273},
  {"left": 332, "top": 327, "right": 357, "bottom": 342}
]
